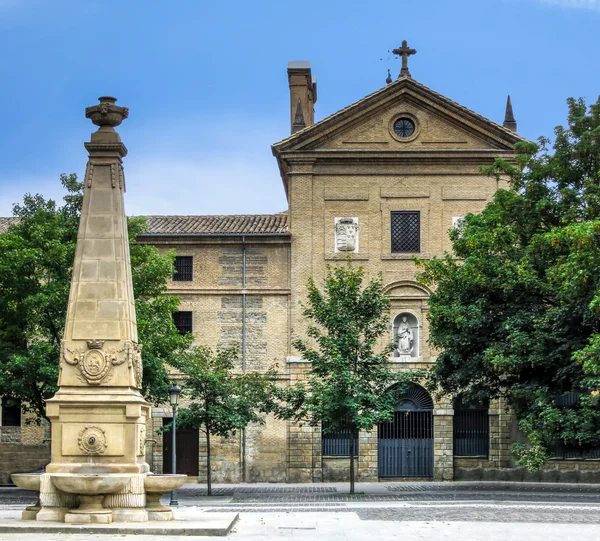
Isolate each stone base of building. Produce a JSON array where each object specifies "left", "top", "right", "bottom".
[{"left": 455, "top": 458, "right": 600, "bottom": 483}]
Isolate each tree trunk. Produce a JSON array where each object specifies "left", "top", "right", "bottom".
[
  {"left": 349, "top": 428, "right": 355, "bottom": 495},
  {"left": 206, "top": 428, "right": 212, "bottom": 496}
]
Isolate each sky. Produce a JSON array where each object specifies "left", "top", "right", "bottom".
[{"left": 0, "top": 0, "right": 598, "bottom": 217}]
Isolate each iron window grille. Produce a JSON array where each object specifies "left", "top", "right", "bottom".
[
  {"left": 453, "top": 400, "right": 489, "bottom": 458},
  {"left": 173, "top": 311, "right": 193, "bottom": 335},
  {"left": 321, "top": 424, "right": 358, "bottom": 457},
  {"left": 391, "top": 211, "right": 420, "bottom": 253},
  {"left": 1, "top": 399, "right": 21, "bottom": 427},
  {"left": 549, "top": 392, "right": 600, "bottom": 459},
  {"left": 173, "top": 256, "right": 193, "bottom": 281}
]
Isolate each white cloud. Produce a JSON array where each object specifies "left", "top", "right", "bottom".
[
  {"left": 123, "top": 157, "right": 287, "bottom": 217},
  {"left": 119, "top": 113, "right": 290, "bottom": 216},
  {"left": 538, "top": 0, "right": 600, "bottom": 9},
  {"left": 0, "top": 113, "right": 290, "bottom": 218}
]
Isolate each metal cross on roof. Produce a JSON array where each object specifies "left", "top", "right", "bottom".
[{"left": 392, "top": 40, "right": 417, "bottom": 79}]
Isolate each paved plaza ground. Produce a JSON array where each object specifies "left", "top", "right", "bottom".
[{"left": 0, "top": 481, "right": 599, "bottom": 540}]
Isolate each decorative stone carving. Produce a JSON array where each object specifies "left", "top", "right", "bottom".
[
  {"left": 62, "top": 341, "right": 131, "bottom": 386},
  {"left": 77, "top": 426, "right": 108, "bottom": 455},
  {"left": 119, "top": 163, "right": 126, "bottom": 191},
  {"left": 397, "top": 315, "right": 414, "bottom": 355},
  {"left": 81, "top": 349, "right": 111, "bottom": 383},
  {"left": 393, "top": 312, "right": 419, "bottom": 360},
  {"left": 335, "top": 217, "right": 359, "bottom": 253},
  {"left": 104, "top": 474, "right": 146, "bottom": 519},
  {"left": 85, "top": 96, "right": 129, "bottom": 129},
  {"left": 138, "top": 425, "right": 146, "bottom": 456},
  {"left": 133, "top": 343, "right": 143, "bottom": 389}
]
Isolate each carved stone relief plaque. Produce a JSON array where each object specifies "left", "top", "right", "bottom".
[
  {"left": 61, "top": 339, "right": 141, "bottom": 386},
  {"left": 335, "top": 217, "right": 359, "bottom": 253},
  {"left": 77, "top": 426, "right": 108, "bottom": 455}
]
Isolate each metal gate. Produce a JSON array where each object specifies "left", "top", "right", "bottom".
[{"left": 378, "top": 385, "right": 434, "bottom": 478}]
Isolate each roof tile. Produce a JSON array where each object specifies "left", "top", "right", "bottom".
[
  {"left": 0, "top": 214, "right": 289, "bottom": 236},
  {"left": 141, "top": 214, "right": 289, "bottom": 235}
]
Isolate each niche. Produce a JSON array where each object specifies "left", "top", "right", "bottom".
[{"left": 392, "top": 312, "right": 419, "bottom": 360}]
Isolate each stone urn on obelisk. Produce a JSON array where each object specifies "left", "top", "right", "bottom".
[{"left": 40, "top": 97, "right": 150, "bottom": 523}]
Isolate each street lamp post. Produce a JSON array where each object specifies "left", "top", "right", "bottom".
[{"left": 168, "top": 383, "right": 181, "bottom": 506}]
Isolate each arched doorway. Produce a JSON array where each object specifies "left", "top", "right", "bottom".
[{"left": 378, "top": 384, "right": 434, "bottom": 478}]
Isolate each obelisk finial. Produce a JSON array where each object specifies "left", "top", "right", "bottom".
[
  {"left": 85, "top": 96, "right": 129, "bottom": 131},
  {"left": 392, "top": 40, "right": 417, "bottom": 79}
]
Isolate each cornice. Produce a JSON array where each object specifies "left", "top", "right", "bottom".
[
  {"left": 84, "top": 142, "right": 128, "bottom": 157},
  {"left": 136, "top": 233, "right": 291, "bottom": 246}
]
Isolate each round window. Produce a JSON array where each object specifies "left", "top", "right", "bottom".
[{"left": 393, "top": 118, "right": 415, "bottom": 138}]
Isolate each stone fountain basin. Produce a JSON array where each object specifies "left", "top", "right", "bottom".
[
  {"left": 11, "top": 473, "right": 41, "bottom": 492},
  {"left": 51, "top": 474, "right": 131, "bottom": 495},
  {"left": 144, "top": 474, "right": 187, "bottom": 493}
]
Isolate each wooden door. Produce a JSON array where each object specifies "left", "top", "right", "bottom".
[{"left": 162, "top": 418, "right": 199, "bottom": 476}]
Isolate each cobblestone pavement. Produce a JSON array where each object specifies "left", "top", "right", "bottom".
[
  {"left": 353, "top": 503, "right": 600, "bottom": 523},
  {"left": 3, "top": 481, "right": 600, "bottom": 507}
]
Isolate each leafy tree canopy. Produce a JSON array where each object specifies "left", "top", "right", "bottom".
[
  {"left": 418, "top": 97, "right": 600, "bottom": 470},
  {"left": 0, "top": 174, "right": 192, "bottom": 420},
  {"left": 290, "top": 262, "right": 424, "bottom": 491},
  {"left": 172, "top": 344, "right": 277, "bottom": 494}
]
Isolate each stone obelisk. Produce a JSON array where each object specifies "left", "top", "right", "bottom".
[{"left": 43, "top": 97, "right": 150, "bottom": 521}]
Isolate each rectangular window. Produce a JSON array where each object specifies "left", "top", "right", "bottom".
[
  {"left": 1, "top": 399, "right": 21, "bottom": 427},
  {"left": 549, "top": 393, "right": 600, "bottom": 459},
  {"left": 173, "top": 256, "right": 193, "bottom": 281},
  {"left": 453, "top": 407, "right": 489, "bottom": 458},
  {"left": 173, "top": 311, "right": 193, "bottom": 335},
  {"left": 391, "top": 211, "right": 420, "bottom": 253},
  {"left": 321, "top": 424, "right": 358, "bottom": 457}
]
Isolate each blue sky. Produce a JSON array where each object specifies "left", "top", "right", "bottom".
[{"left": 0, "top": 0, "right": 598, "bottom": 217}]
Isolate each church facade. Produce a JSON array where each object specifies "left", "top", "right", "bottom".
[
  {"left": 138, "top": 58, "right": 589, "bottom": 483},
  {"left": 3, "top": 51, "right": 600, "bottom": 484}
]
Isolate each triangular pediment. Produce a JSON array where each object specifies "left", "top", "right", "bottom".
[{"left": 273, "top": 78, "right": 526, "bottom": 153}]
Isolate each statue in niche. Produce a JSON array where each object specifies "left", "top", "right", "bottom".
[
  {"left": 335, "top": 217, "right": 359, "bottom": 252},
  {"left": 397, "top": 315, "right": 414, "bottom": 355}
]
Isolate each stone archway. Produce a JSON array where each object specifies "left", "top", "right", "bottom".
[{"left": 378, "top": 384, "right": 434, "bottom": 478}]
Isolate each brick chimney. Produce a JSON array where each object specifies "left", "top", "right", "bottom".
[{"left": 287, "top": 61, "right": 317, "bottom": 134}]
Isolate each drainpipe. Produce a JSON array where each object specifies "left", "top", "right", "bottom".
[
  {"left": 241, "top": 235, "right": 247, "bottom": 482},
  {"left": 242, "top": 235, "right": 247, "bottom": 372}
]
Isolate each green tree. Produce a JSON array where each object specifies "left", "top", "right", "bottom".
[
  {"left": 172, "top": 345, "right": 276, "bottom": 496},
  {"left": 291, "top": 262, "right": 424, "bottom": 493},
  {"left": 0, "top": 174, "right": 191, "bottom": 421},
  {"left": 417, "top": 97, "right": 600, "bottom": 470}
]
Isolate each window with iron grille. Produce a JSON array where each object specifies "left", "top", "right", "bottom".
[
  {"left": 173, "top": 256, "right": 193, "bottom": 281},
  {"left": 321, "top": 424, "right": 358, "bottom": 457},
  {"left": 391, "top": 211, "right": 420, "bottom": 253},
  {"left": 548, "top": 393, "right": 600, "bottom": 459},
  {"left": 1, "top": 399, "right": 21, "bottom": 427},
  {"left": 453, "top": 399, "right": 489, "bottom": 458},
  {"left": 173, "top": 311, "right": 193, "bottom": 335}
]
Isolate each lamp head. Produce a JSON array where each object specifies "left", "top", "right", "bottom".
[{"left": 168, "top": 383, "right": 181, "bottom": 406}]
